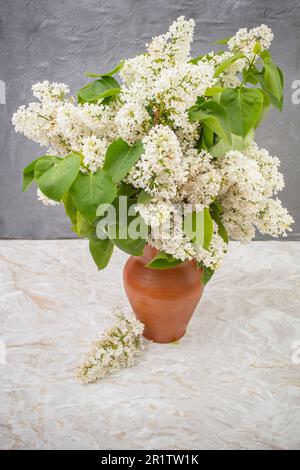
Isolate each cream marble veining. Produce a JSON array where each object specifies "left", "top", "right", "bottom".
[{"left": 0, "top": 240, "right": 300, "bottom": 450}]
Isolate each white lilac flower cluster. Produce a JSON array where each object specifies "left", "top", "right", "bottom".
[
  {"left": 127, "top": 125, "right": 187, "bottom": 200},
  {"left": 12, "top": 82, "right": 119, "bottom": 167},
  {"left": 138, "top": 140, "right": 293, "bottom": 265},
  {"left": 203, "top": 24, "right": 274, "bottom": 88},
  {"left": 12, "top": 17, "right": 293, "bottom": 271},
  {"left": 118, "top": 16, "right": 215, "bottom": 142},
  {"left": 228, "top": 24, "right": 274, "bottom": 59},
  {"left": 217, "top": 144, "right": 293, "bottom": 243},
  {"left": 179, "top": 149, "right": 222, "bottom": 208},
  {"left": 148, "top": 210, "right": 228, "bottom": 270},
  {"left": 207, "top": 50, "right": 247, "bottom": 88},
  {"left": 77, "top": 310, "right": 144, "bottom": 383}
]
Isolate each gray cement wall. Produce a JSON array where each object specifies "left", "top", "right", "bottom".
[{"left": 0, "top": 0, "right": 299, "bottom": 239}]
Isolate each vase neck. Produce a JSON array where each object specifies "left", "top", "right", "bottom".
[{"left": 134, "top": 244, "right": 159, "bottom": 265}]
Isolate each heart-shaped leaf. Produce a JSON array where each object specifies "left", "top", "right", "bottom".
[
  {"left": 103, "top": 138, "right": 144, "bottom": 183},
  {"left": 220, "top": 88, "right": 264, "bottom": 138},
  {"left": 70, "top": 170, "right": 116, "bottom": 223},
  {"left": 89, "top": 237, "right": 114, "bottom": 270},
  {"left": 34, "top": 153, "right": 81, "bottom": 201},
  {"left": 260, "top": 59, "right": 284, "bottom": 110},
  {"left": 22, "top": 156, "right": 48, "bottom": 192}
]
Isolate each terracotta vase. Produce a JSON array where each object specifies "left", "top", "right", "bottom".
[{"left": 123, "top": 245, "right": 204, "bottom": 343}]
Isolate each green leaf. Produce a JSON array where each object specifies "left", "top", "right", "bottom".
[
  {"left": 189, "top": 100, "right": 232, "bottom": 144},
  {"left": 22, "top": 156, "right": 46, "bottom": 192},
  {"left": 190, "top": 51, "right": 225, "bottom": 65},
  {"left": 243, "top": 66, "right": 259, "bottom": 85},
  {"left": 34, "top": 153, "right": 81, "bottom": 202},
  {"left": 210, "top": 209, "right": 228, "bottom": 243},
  {"left": 261, "top": 59, "right": 284, "bottom": 110},
  {"left": 210, "top": 129, "right": 255, "bottom": 159},
  {"left": 254, "top": 89, "right": 270, "bottom": 128},
  {"left": 214, "top": 52, "right": 244, "bottom": 77},
  {"left": 210, "top": 200, "right": 222, "bottom": 213},
  {"left": 184, "top": 208, "right": 213, "bottom": 249},
  {"left": 107, "top": 216, "right": 146, "bottom": 256},
  {"left": 203, "top": 267, "right": 214, "bottom": 285},
  {"left": 209, "top": 201, "right": 229, "bottom": 243},
  {"left": 110, "top": 223, "right": 147, "bottom": 256},
  {"left": 248, "top": 59, "right": 284, "bottom": 111},
  {"left": 146, "top": 251, "right": 182, "bottom": 270},
  {"left": 93, "top": 87, "right": 120, "bottom": 100},
  {"left": 117, "top": 182, "right": 136, "bottom": 197},
  {"left": 137, "top": 190, "right": 152, "bottom": 204},
  {"left": 89, "top": 237, "right": 114, "bottom": 270},
  {"left": 253, "top": 41, "right": 261, "bottom": 55},
  {"left": 76, "top": 211, "right": 93, "bottom": 237},
  {"left": 85, "top": 60, "right": 125, "bottom": 78},
  {"left": 197, "top": 262, "right": 214, "bottom": 285},
  {"left": 77, "top": 76, "right": 120, "bottom": 103},
  {"left": 213, "top": 36, "right": 232, "bottom": 45},
  {"left": 204, "top": 87, "right": 224, "bottom": 97},
  {"left": 220, "top": 87, "right": 264, "bottom": 138},
  {"left": 70, "top": 170, "right": 116, "bottom": 223},
  {"left": 184, "top": 211, "right": 200, "bottom": 242},
  {"left": 203, "top": 208, "right": 213, "bottom": 250},
  {"left": 189, "top": 54, "right": 205, "bottom": 65},
  {"left": 202, "top": 124, "right": 214, "bottom": 149},
  {"left": 259, "top": 50, "right": 271, "bottom": 60},
  {"left": 62, "top": 192, "right": 77, "bottom": 228},
  {"left": 111, "top": 236, "right": 146, "bottom": 256},
  {"left": 104, "top": 197, "right": 147, "bottom": 256},
  {"left": 277, "top": 65, "right": 284, "bottom": 88},
  {"left": 103, "top": 138, "right": 144, "bottom": 183},
  {"left": 194, "top": 96, "right": 205, "bottom": 107}
]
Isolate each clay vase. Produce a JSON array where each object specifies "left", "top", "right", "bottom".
[{"left": 123, "top": 245, "right": 204, "bottom": 343}]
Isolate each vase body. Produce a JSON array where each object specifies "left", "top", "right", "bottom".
[{"left": 123, "top": 245, "right": 204, "bottom": 343}]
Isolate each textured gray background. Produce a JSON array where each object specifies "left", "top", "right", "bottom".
[{"left": 0, "top": 0, "right": 299, "bottom": 239}]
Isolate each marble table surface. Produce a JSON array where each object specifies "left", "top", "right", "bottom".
[{"left": 0, "top": 240, "right": 300, "bottom": 450}]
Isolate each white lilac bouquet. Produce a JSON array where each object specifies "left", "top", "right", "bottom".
[
  {"left": 77, "top": 310, "right": 144, "bottom": 383},
  {"left": 13, "top": 17, "right": 293, "bottom": 283}
]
